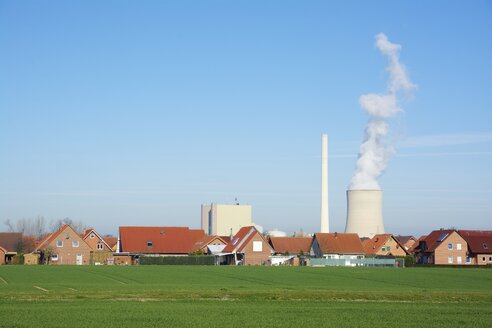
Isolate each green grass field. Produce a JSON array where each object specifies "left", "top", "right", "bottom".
[{"left": 0, "top": 266, "right": 491, "bottom": 327}]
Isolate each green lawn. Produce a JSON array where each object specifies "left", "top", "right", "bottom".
[{"left": 0, "top": 266, "right": 491, "bottom": 327}]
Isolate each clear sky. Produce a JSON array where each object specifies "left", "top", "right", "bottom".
[{"left": 1, "top": 1, "right": 491, "bottom": 237}]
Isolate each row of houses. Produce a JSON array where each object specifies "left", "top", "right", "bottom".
[{"left": 1, "top": 225, "right": 491, "bottom": 266}]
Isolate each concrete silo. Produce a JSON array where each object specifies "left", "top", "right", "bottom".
[{"left": 344, "top": 189, "right": 384, "bottom": 238}]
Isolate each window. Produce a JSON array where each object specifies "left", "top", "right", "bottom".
[
  {"left": 482, "top": 257, "right": 486, "bottom": 262},
  {"left": 97, "top": 243, "right": 104, "bottom": 250},
  {"left": 147, "top": 241, "right": 153, "bottom": 247},
  {"left": 57, "top": 240, "right": 63, "bottom": 247},
  {"left": 466, "top": 256, "right": 471, "bottom": 263},
  {"left": 448, "top": 256, "right": 453, "bottom": 264},
  {"left": 457, "top": 256, "right": 462, "bottom": 264},
  {"left": 72, "top": 240, "right": 79, "bottom": 247},
  {"left": 89, "top": 233, "right": 95, "bottom": 239},
  {"left": 447, "top": 243, "right": 453, "bottom": 250},
  {"left": 253, "top": 241, "right": 262, "bottom": 252},
  {"left": 51, "top": 254, "right": 58, "bottom": 261},
  {"left": 489, "top": 257, "right": 492, "bottom": 262},
  {"left": 456, "top": 243, "right": 462, "bottom": 250}
]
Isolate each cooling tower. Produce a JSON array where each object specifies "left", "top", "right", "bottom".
[{"left": 344, "top": 189, "right": 384, "bottom": 238}]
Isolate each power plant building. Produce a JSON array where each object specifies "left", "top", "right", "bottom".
[{"left": 201, "top": 203, "right": 252, "bottom": 236}]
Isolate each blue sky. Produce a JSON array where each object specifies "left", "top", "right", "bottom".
[{"left": 1, "top": 1, "right": 491, "bottom": 236}]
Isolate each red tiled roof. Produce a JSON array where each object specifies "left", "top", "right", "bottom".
[
  {"left": 314, "top": 233, "right": 364, "bottom": 254},
  {"left": 363, "top": 234, "right": 407, "bottom": 255},
  {"left": 416, "top": 230, "right": 456, "bottom": 253},
  {"left": 222, "top": 226, "right": 271, "bottom": 253},
  {"left": 104, "top": 237, "right": 118, "bottom": 249},
  {"left": 119, "top": 226, "right": 205, "bottom": 254},
  {"left": 0, "top": 232, "right": 23, "bottom": 252},
  {"left": 457, "top": 231, "right": 492, "bottom": 254},
  {"left": 219, "top": 236, "right": 232, "bottom": 244},
  {"left": 269, "top": 237, "right": 312, "bottom": 254}
]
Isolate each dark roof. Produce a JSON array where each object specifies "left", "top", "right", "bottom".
[
  {"left": 119, "top": 226, "right": 205, "bottom": 254},
  {"left": 314, "top": 233, "right": 365, "bottom": 254},
  {"left": 269, "top": 237, "right": 312, "bottom": 254},
  {"left": 0, "top": 232, "right": 23, "bottom": 252},
  {"left": 457, "top": 231, "right": 492, "bottom": 254},
  {"left": 395, "top": 235, "right": 416, "bottom": 244}
]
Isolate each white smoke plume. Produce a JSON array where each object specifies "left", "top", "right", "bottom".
[{"left": 349, "top": 33, "right": 416, "bottom": 190}]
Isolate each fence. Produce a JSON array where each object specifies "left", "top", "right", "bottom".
[
  {"left": 309, "top": 257, "right": 404, "bottom": 267},
  {"left": 139, "top": 255, "right": 215, "bottom": 265}
]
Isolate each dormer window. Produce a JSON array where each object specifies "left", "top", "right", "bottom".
[
  {"left": 147, "top": 241, "right": 153, "bottom": 247},
  {"left": 483, "top": 243, "right": 489, "bottom": 249}
]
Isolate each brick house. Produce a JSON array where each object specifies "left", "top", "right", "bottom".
[
  {"left": 457, "top": 230, "right": 492, "bottom": 265},
  {"left": 193, "top": 235, "right": 228, "bottom": 255},
  {"left": 82, "top": 228, "right": 113, "bottom": 252},
  {"left": 0, "top": 232, "right": 23, "bottom": 264},
  {"left": 395, "top": 235, "right": 417, "bottom": 251},
  {"left": 222, "top": 226, "right": 273, "bottom": 265},
  {"left": 413, "top": 229, "right": 468, "bottom": 265},
  {"left": 362, "top": 234, "right": 408, "bottom": 257},
  {"left": 268, "top": 237, "right": 312, "bottom": 266},
  {"left": 34, "top": 224, "right": 91, "bottom": 265},
  {"left": 310, "top": 233, "right": 365, "bottom": 260}
]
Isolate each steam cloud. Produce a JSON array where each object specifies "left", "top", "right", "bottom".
[{"left": 349, "top": 33, "right": 416, "bottom": 190}]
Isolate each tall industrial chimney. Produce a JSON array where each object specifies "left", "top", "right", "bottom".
[
  {"left": 320, "top": 134, "right": 329, "bottom": 233},
  {"left": 345, "top": 189, "right": 384, "bottom": 238}
]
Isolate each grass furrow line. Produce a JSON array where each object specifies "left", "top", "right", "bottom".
[
  {"left": 33, "top": 286, "right": 49, "bottom": 292},
  {"left": 0, "top": 275, "right": 8, "bottom": 284}
]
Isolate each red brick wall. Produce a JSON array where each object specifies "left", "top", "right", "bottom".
[
  {"left": 84, "top": 232, "right": 112, "bottom": 252},
  {"left": 47, "top": 226, "right": 92, "bottom": 265},
  {"left": 434, "top": 232, "right": 467, "bottom": 265},
  {"left": 242, "top": 233, "right": 272, "bottom": 265},
  {"left": 0, "top": 249, "right": 5, "bottom": 265}
]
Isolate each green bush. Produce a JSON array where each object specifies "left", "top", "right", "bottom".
[{"left": 139, "top": 255, "right": 215, "bottom": 265}]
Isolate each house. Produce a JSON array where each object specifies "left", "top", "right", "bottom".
[
  {"left": 118, "top": 226, "right": 206, "bottom": 258},
  {"left": 82, "top": 228, "right": 113, "bottom": 252},
  {"left": 34, "top": 224, "right": 91, "bottom": 265},
  {"left": 395, "top": 235, "right": 417, "bottom": 251},
  {"left": 363, "top": 234, "right": 408, "bottom": 257},
  {"left": 193, "top": 235, "right": 228, "bottom": 255},
  {"left": 221, "top": 226, "right": 273, "bottom": 265},
  {"left": 0, "top": 232, "right": 23, "bottom": 264},
  {"left": 310, "top": 232, "right": 365, "bottom": 262},
  {"left": 413, "top": 229, "right": 468, "bottom": 265},
  {"left": 103, "top": 236, "right": 118, "bottom": 251},
  {"left": 457, "top": 230, "right": 492, "bottom": 265},
  {"left": 268, "top": 237, "right": 312, "bottom": 266}
]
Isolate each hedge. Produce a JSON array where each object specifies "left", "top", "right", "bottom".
[{"left": 139, "top": 255, "right": 215, "bottom": 265}]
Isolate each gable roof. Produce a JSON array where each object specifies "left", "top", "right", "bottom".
[
  {"left": 0, "top": 232, "right": 23, "bottom": 252},
  {"left": 103, "top": 236, "right": 118, "bottom": 250},
  {"left": 395, "top": 235, "right": 416, "bottom": 244},
  {"left": 269, "top": 237, "right": 312, "bottom": 254},
  {"left": 416, "top": 229, "right": 457, "bottom": 253},
  {"left": 363, "top": 234, "right": 408, "bottom": 255},
  {"left": 458, "top": 230, "right": 492, "bottom": 254},
  {"left": 223, "top": 226, "right": 272, "bottom": 253},
  {"left": 313, "top": 233, "right": 365, "bottom": 255},
  {"left": 193, "top": 235, "right": 227, "bottom": 252},
  {"left": 81, "top": 228, "right": 112, "bottom": 250},
  {"left": 34, "top": 225, "right": 87, "bottom": 251},
  {"left": 118, "top": 226, "right": 205, "bottom": 254}
]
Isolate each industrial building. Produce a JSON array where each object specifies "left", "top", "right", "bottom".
[{"left": 201, "top": 203, "right": 252, "bottom": 236}]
